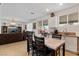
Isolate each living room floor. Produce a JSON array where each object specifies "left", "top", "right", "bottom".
[{"left": 0, "top": 40, "right": 77, "bottom": 56}]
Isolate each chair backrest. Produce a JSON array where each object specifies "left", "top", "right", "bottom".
[
  {"left": 26, "top": 31, "right": 34, "bottom": 54},
  {"left": 34, "top": 35, "right": 46, "bottom": 56},
  {"left": 52, "top": 34, "right": 62, "bottom": 39},
  {"left": 25, "top": 31, "right": 34, "bottom": 39},
  {"left": 34, "top": 35, "right": 45, "bottom": 49},
  {"left": 34, "top": 35, "right": 44, "bottom": 44},
  {"left": 43, "top": 32, "right": 48, "bottom": 37}
]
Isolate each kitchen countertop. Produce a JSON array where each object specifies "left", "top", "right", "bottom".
[
  {"left": 64, "top": 35, "right": 77, "bottom": 37},
  {"left": 58, "top": 32, "right": 77, "bottom": 37}
]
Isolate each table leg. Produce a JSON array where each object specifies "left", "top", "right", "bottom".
[
  {"left": 51, "top": 49, "right": 56, "bottom": 56},
  {"left": 63, "top": 43, "right": 65, "bottom": 56}
]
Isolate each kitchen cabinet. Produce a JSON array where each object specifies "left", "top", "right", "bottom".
[{"left": 62, "top": 36, "right": 79, "bottom": 54}]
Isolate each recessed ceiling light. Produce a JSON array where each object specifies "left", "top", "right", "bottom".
[
  {"left": 59, "top": 3, "right": 63, "bottom": 5},
  {"left": 46, "top": 8, "right": 49, "bottom": 12}
]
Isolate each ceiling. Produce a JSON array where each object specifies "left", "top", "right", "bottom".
[{"left": 0, "top": 3, "right": 79, "bottom": 23}]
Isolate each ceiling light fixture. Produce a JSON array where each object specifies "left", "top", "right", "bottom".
[
  {"left": 46, "top": 8, "right": 49, "bottom": 12},
  {"left": 59, "top": 3, "right": 63, "bottom": 5},
  {"left": 50, "top": 12, "right": 55, "bottom": 17}
]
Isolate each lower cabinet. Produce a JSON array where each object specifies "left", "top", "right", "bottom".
[
  {"left": 0, "top": 33, "right": 26, "bottom": 45},
  {"left": 62, "top": 36, "right": 78, "bottom": 53}
]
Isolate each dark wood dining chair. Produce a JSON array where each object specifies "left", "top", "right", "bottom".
[
  {"left": 34, "top": 35, "right": 54, "bottom": 56},
  {"left": 52, "top": 34, "right": 62, "bottom": 56},
  {"left": 52, "top": 34, "right": 62, "bottom": 40},
  {"left": 34, "top": 35, "right": 46, "bottom": 56},
  {"left": 26, "top": 31, "right": 35, "bottom": 55}
]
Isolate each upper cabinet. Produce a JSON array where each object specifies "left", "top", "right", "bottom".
[
  {"left": 59, "top": 15, "right": 67, "bottom": 24},
  {"left": 68, "top": 12, "right": 78, "bottom": 23},
  {"left": 59, "top": 12, "right": 78, "bottom": 24}
]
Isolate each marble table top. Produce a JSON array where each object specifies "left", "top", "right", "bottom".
[{"left": 45, "top": 38, "right": 65, "bottom": 50}]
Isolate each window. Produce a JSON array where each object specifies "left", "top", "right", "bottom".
[
  {"left": 38, "top": 21, "right": 42, "bottom": 28},
  {"left": 59, "top": 15, "right": 67, "bottom": 24},
  {"left": 43, "top": 20, "right": 48, "bottom": 26},
  {"left": 43, "top": 20, "right": 48, "bottom": 29},
  {"left": 68, "top": 12, "right": 78, "bottom": 23}
]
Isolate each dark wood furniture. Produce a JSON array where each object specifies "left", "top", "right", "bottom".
[
  {"left": 27, "top": 35, "right": 33, "bottom": 55},
  {"left": 34, "top": 35, "right": 46, "bottom": 56},
  {"left": 23, "top": 31, "right": 34, "bottom": 55},
  {"left": 1, "top": 26, "right": 22, "bottom": 34},
  {"left": 1, "top": 26, "right": 8, "bottom": 34},
  {"left": 0, "top": 33, "right": 26, "bottom": 45},
  {"left": 25, "top": 31, "right": 35, "bottom": 55},
  {"left": 34, "top": 36, "right": 53, "bottom": 56},
  {"left": 52, "top": 34, "right": 62, "bottom": 39},
  {"left": 17, "top": 27, "right": 22, "bottom": 33}
]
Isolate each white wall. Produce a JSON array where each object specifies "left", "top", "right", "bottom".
[{"left": 48, "top": 16, "right": 58, "bottom": 28}]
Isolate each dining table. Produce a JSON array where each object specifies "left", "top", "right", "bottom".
[{"left": 45, "top": 37, "right": 65, "bottom": 56}]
